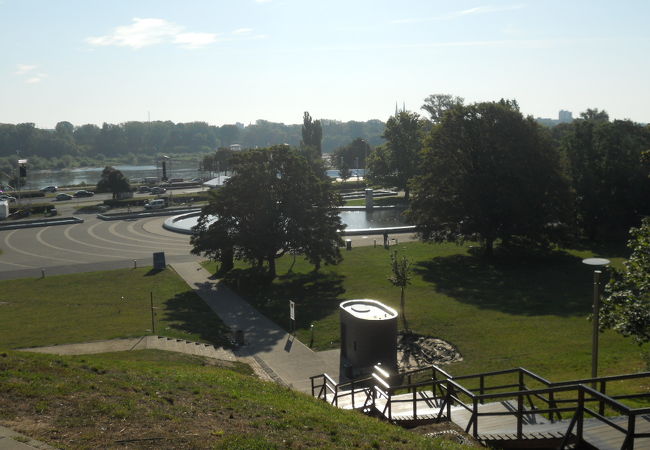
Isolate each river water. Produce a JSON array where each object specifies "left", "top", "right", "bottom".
[{"left": 23, "top": 165, "right": 363, "bottom": 190}]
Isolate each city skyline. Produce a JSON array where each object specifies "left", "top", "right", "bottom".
[{"left": 1, "top": 0, "right": 649, "bottom": 128}]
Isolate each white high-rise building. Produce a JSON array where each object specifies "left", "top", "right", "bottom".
[{"left": 559, "top": 110, "right": 573, "bottom": 123}]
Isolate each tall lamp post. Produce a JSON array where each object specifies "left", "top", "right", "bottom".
[{"left": 582, "top": 257, "right": 610, "bottom": 380}]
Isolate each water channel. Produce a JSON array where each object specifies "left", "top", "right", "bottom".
[{"left": 21, "top": 165, "right": 364, "bottom": 191}]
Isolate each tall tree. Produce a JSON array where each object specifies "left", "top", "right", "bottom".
[
  {"left": 371, "top": 110, "right": 423, "bottom": 200},
  {"left": 96, "top": 166, "right": 131, "bottom": 199},
  {"left": 191, "top": 146, "right": 343, "bottom": 279},
  {"left": 301, "top": 111, "right": 323, "bottom": 161},
  {"left": 421, "top": 94, "right": 464, "bottom": 124},
  {"left": 388, "top": 251, "right": 412, "bottom": 331},
  {"left": 332, "top": 138, "right": 370, "bottom": 174},
  {"left": 562, "top": 114, "right": 650, "bottom": 240},
  {"left": 409, "top": 100, "right": 574, "bottom": 256},
  {"left": 601, "top": 218, "right": 650, "bottom": 344}
]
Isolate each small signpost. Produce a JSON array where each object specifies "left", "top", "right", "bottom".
[
  {"left": 153, "top": 252, "right": 166, "bottom": 270},
  {"left": 289, "top": 300, "right": 295, "bottom": 335}
]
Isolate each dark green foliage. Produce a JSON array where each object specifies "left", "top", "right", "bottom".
[
  {"left": 332, "top": 137, "right": 370, "bottom": 179},
  {"left": 0, "top": 119, "right": 387, "bottom": 172},
  {"left": 602, "top": 218, "right": 650, "bottom": 344},
  {"left": 409, "top": 100, "right": 574, "bottom": 255},
  {"left": 95, "top": 166, "right": 131, "bottom": 199},
  {"left": 562, "top": 115, "right": 650, "bottom": 240},
  {"left": 191, "top": 146, "right": 344, "bottom": 279},
  {"left": 421, "top": 93, "right": 464, "bottom": 123},
  {"left": 368, "top": 110, "right": 424, "bottom": 199},
  {"left": 300, "top": 111, "right": 323, "bottom": 161}
]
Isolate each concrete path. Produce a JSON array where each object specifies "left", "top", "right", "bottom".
[
  {"left": 171, "top": 261, "right": 341, "bottom": 393},
  {"left": 0, "top": 425, "right": 56, "bottom": 450},
  {"left": 19, "top": 335, "right": 236, "bottom": 361}
]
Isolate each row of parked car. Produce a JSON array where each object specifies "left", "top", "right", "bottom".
[{"left": 56, "top": 190, "right": 95, "bottom": 201}]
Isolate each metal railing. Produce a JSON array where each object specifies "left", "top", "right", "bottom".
[{"left": 309, "top": 373, "right": 373, "bottom": 409}]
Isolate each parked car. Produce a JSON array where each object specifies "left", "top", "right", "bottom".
[
  {"left": 137, "top": 185, "right": 152, "bottom": 193},
  {"left": 73, "top": 190, "right": 94, "bottom": 198},
  {"left": 40, "top": 186, "right": 58, "bottom": 193},
  {"left": 56, "top": 193, "right": 73, "bottom": 201},
  {"left": 144, "top": 199, "right": 166, "bottom": 210},
  {"left": 0, "top": 194, "right": 16, "bottom": 203},
  {"left": 151, "top": 187, "right": 166, "bottom": 195}
]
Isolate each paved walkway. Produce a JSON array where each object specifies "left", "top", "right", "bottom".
[
  {"left": 0, "top": 425, "right": 56, "bottom": 450},
  {"left": 171, "top": 261, "right": 341, "bottom": 393}
]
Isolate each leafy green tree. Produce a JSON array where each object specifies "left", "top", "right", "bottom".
[
  {"left": 300, "top": 111, "right": 323, "bottom": 161},
  {"left": 409, "top": 100, "right": 574, "bottom": 256},
  {"left": 421, "top": 94, "right": 464, "bottom": 124},
  {"left": 601, "top": 218, "right": 650, "bottom": 344},
  {"left": 370, "top": 110, "right": 423, "bottom": 200},
  {"left": 332, "top": 138, "right": 370, "bottom": 178},
  {"left": 336, "top": 157, "right": 351, "bottom": 182},
  {"left": 96, "top": 166, "right": 131, "bottom": 199},
  {"left": 388, "top": 251, "right": 411, "bottom": 330},
  {"left": 191, "top": 146, "right": 343, "bottom": 280},
  {"left": 562, "top": 115, "right": 650, "bottom": 240}
]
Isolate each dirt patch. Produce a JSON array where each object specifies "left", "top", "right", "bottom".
[{"left": 397, "top": 331, "right": 462, "bottom": 371}]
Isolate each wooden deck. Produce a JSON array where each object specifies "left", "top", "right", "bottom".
[{"left": 383, "top": 397, "right": 650, "bottom": 449}]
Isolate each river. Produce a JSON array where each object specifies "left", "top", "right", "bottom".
[{"left": 22, "top": 165, "right": 364, "bottom": 190}]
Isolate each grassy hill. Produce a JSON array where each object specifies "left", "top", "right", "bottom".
[{"left": 0, "top": 349, "right": 470, "bottom": 449}]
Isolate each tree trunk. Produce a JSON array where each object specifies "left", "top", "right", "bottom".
[
  {"left": 401, "top": 286, "right": 408, "bottom": 331},
  {"left": 267, "top": 256, "right": 277, "bottom": 280},
  {"left": 404, "top": 186, "right": 410, "bottom": 201},
  {"left": 485, "top": 238, "right": 494, "bottom": 257},
  {"left": 220, "top": 247, "right": 234, "bottom": 273}
]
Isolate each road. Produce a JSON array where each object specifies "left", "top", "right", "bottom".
[
  {"left": 0, "top": 208, "right": 417, "bottom": 281},
  {"left": 14, "top": 186, "right": 206, "bottom": 207}
]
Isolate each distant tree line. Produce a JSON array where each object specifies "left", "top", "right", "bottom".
[{"left": 0, "top": 118, "right": 386, "bottom": 175}]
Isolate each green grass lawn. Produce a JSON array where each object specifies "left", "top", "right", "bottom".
[
  {"left": 0, "top": 267, "right": 231, "bottom": 349},
  {"left": 206, "top": 241, "right": 646, "bottom": 392},
  {"left": 0, "top": 350, "right": 470, "bottom": 449},
  {"left": 345, "top": 195, "right": 406, "bottom": 207}
]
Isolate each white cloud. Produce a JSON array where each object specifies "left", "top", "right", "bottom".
[
  {"left": 15, "top": 64, "right": 37, "bottom": 75},
  {"left": 392, "top": 4, "right": 525, "bottom": 24},
  {"left": 233, "top": 28, "right": 253, "bottom": 35},
  {"left": 87, "top": 18, "right": 217, "bottom": 49},
  {"left": 25, "top": 73, "right": 47, "bottom": 84},
  {"left": 174, "top": 32, "right": 219, "bottom": 49}
]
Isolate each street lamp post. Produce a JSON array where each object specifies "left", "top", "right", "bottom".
[{"left": 582, "top": 257, "right": 610, "bottom": 381}]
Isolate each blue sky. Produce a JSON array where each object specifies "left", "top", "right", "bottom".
[{"left": 1, "top": 0, "right": 649, "bottom": 128}]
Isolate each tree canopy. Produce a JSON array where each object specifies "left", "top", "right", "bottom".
[
  {"left": 301, "top": 111, "right": 323, "bottom": 162},
  {"left": 601, "top": 218, "right": 650, "bottom": 345},
  {"left": 408, "top": 100, "right": 574, "bottom": 255},
  {"left": 367, "top": 110, "right": 424, "bottom": 199},
  {"left": 95, "top": 166, "right": 131, "bottom": 199},
  {"left": 421, "top": 94, "right": 464, "bottom": 124},
  {"left": 332, "top": 138, "right": 371, "bottom": 179},
  {"left": 190, "top": 146, "right": 344, "bottom": 279},
  {"left": 561, "top": 115, "right": 650, "bottom": 240}
]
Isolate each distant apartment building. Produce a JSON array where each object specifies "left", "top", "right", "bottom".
[
  {"left": 229, "top": 144, "right": 242, "bottom": 151},
  {"left": 559, "top": 110, "right": 573, "bottom": 123}
]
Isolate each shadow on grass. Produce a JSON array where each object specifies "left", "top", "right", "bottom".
[
  {"left": 161, "top": 290, "right": 232, "bottom": 348},
  {"left": 221, "top": 268, "right": 346, "bottom": 331},
  {"left": 145, "top": 268, "right": 164, "bottom": 277},
  {"left": 566, "top": 240, "right": 630, "bottom": 259},
  {"left": 414, "top": 249, "right": 604, "bottom": 316}
]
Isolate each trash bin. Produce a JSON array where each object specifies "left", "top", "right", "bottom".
[{"left": 346, "top": 239, "right": 352, "bottom": 251}]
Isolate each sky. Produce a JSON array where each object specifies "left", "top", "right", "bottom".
[{"left": 1, "top": 0, "right": 649, "bottom": 128}]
